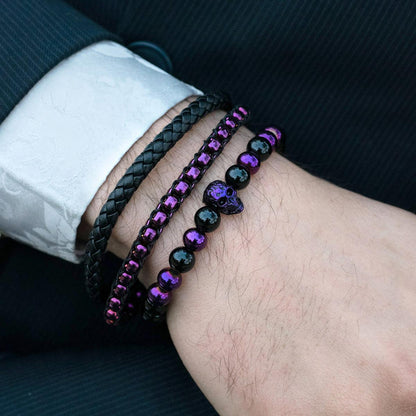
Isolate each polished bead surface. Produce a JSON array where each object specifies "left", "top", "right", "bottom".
[
  {"left": 194, "top": 206, "right": 221, "bottom": 233},
  {"left": 232, "top": 110, "right": 243, "bottom": 121},
  {"left": 238, "top": 106, "right": 249, "bottom": 117},
  {"left": 225, "top": 116, "right": 236, "bottom": 130},
  {"left": 124, "top": 260, "right": 139, "bottom": 274},
  {"left": 140, "top": 226, "right": 157, "bottom": 244},
  {"left": 160, "top": 195, "right": 179, "bottom": 213},
  {"left": 157, "top": 267, "right": 182, "bottom": 291},
  {"left": 258, "top": 131, "right": 276, "bottom": 149},
  {"left": 170, "top": 180, "right": 190, "bottom": 197},
  {"left": 109, "top": 297, "right": 121, "bottom": 311},
  {"left": 114, "top": 284, "right": 127, "bottom": 297},
  {"left": 206, "top": 138, "right": 221, "bottom": 153},
  {"left": 147, "top": 283, "right": 171, "bottom": 307},
  {"left": 216, "top": 124, "right": 229, "bottom": 140},
  {"left": 183, "top": 228, "right": 207, "bottom": 251},
  {"left": 131, "top": 243, "right": 148, "bottom": 260},
  {"left": 237, "top": 152, "right": 260, "bottom": 174},
  {"left": 264, "top": 126, "right": 284, "bottom": 152},
  {"left": 119, "top": 271, "right": 134, "bottom": 284},
  {"left": 247, "top": 137, "right": 272, "bottom": 161},
  {"left": 106, "top": 309, "right": 119, "bottom": 320},
  {"left": 225, "top": 165, "right": 250, "bottom": 190},
  {"left": 183, "top": 166, "right": 201, "bottom": 182},
  {"left": 150, "top": 210, "right": 168, "bottom": 227},
  {"left": 169, "top": 247, "right": 195, "bottom": 272},
  {"left": 196, "top": 152, "right": 211, "bottom": 167}
]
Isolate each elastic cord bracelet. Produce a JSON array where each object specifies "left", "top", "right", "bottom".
[
  {"left": 104, "top": 106, "right": 250, "bottom": 325},
  {"left": 84, "top": 93, "right": 231, "bottom": 302},
  {"left": 142, "top": 126, "right": 284, "bottom": 322}
]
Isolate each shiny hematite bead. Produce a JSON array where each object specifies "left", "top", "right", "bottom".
[
  {"left": 169, "top": 247, "right": 195, "bottom": 273},
  {"left": 147, "top": 283, "right": 171, "bottom": 307},
  {"left": 194, "top": 206, "right": 221, "bottom": 233},
  {"left": 157, "top": 268, "right": 182, "bottom": 291},
  {"left": 183, "top": 228, "right": 207, "bottom": 252},
  {"left": 247, "top": 136, "right": 272, "bottom": 161},
  {"left": 237, "top": 151, "right": 260, "bottom": 174},
  {"left": 225, "top": 165, "right": 250, "bottom": 190}
]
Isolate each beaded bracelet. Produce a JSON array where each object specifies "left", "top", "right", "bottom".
[
  {"left": 104, "top": 106, "right": 250, "bottom": 325},
  {"left": 84, "top": 92, "right": 231, "bottom": 303},
  {"left": 142, "top": 126, "right": 284, "bottom": 322}
]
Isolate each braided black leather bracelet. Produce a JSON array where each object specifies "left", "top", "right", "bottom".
[{"left": 84, "top": 93, "right": 231, "bottom": 302}]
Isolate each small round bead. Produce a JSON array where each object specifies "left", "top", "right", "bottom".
[
  {"left": 182, "top": 166, "right": 202, "bottom": 182},
  {"left": 147, "top": 283, "right": 171, "bottom": 307},
  {"left": 150, "top": 210, "right": 168, "bottom": 227},
  {"left": 194, "top": 206, "right": 221, "bottom": 233},
  {"left": 119, "top": 271, "right": 134, "bottom": 285},
  {"left": 195, "top": 152, "right": 211, "bottom": 167},
  {"left": 131, "top": 243, "right": 148, "bottom": 261},
  {"left": 106, "top": 309, "right": 119, "bottom": 320},
  {"left": 206, "top": 138, "right": 222, "bottom": 153},
  {"left": 169, "top": 247, "right": 195, "bottom": 273},
  {"left": 232, "top": 110, "right": 243, "bottom": 121},
  {"left": 225, "top": 116, "right": 237, "bottom": 130},
  {"left": 124, "top": 260, "right": 139, "bottom": 274},
  {"left": 237, "top": 152, "right": 260, "bottom": 174},
  {"left": 225, "top": 165, "right": 250, "bottom": 190},
  {"left": 257, "top": 131, "right": 276, "bottom": 150},
  {"left": 183, "top": 228, "right": 207, "bottom": 251},
  {"left": 139, "top": 226, "right": 158, "bottom": 244},
  {"left": 114, "top": 284, "right": 127, "bottom": 297},
  {"left": 144, "top": 298, "right": 168, "bottom": 314},
  {"left": 247, "top": 137, "right": 272, "bottom": 161},
  {"left": 159, "top": 195, "right": 179, "bottom": 214},
  {"left": 238, "top": 106, "right": 249, "bottom": 117},
  {"left": 216, "top": 124, "right": 230, "bottom": 140},
  {"left": 157, "top": 268, "right": 182, "bottom": 291},
  {"left": 109, "top": 297, "right": 121, "bottom": 311},
  {"left": 264, "top": 126, "right": 284, "bottom": 152}
]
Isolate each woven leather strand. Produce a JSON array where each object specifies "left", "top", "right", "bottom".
[{"left": 84, "top": 93, "right": 231, "bottom": 302}]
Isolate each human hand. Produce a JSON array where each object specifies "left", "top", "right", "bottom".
[{"left": 82, "top": 100, "right": 416, "bottom": 415}]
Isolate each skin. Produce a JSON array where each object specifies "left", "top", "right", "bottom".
[{"left": 80, "top": 98, "right": 416, "bottom": 415}]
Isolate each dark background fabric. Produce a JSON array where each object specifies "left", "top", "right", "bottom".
[{"left": 0, "top": 0, "right": 415, "bottom": 415}]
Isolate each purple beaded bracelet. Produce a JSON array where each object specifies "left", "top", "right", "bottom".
[
  {"left": 104, "top": 106, "right": 250, "bottom": 325},
  {"left": 143, "top": 126, "right": 284, "bottom": 322}
]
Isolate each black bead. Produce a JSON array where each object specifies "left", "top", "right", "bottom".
[
  {"left": 247, "top": 137, "right": 272, "bottom": 161},
  {"left": 169, "top": 247, "right": 195, "bottom": 273},
  {"left": 194, "top": 206, "right": 221, "bottom": 233},
  {"left": 225, "top": 165, "right": 250, "bottom": 190}
]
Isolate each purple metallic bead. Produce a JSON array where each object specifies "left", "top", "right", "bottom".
[
  {"left": 109, "top": 297, "right": 121, "bottom": 311},
  {"left": 237, "top": 152, "right": 260, "bottom": 174},
  {"left": 147, "top": 283, "right": 171, "bottom": 307},
  {"left": 258, "top": 131, "right": 277, "bottom": 150},
  {"left": 206, "top": 138, "right": 222, "bottom": 153},
  {"left": 183, "top": 228, "right": 207, "bottom": 251},
  {"left": 225, "top": 116, "right": 237, "bottom": 130},
  {"left": 151, "top": 210, "right": 168, "bottom": 227},
  {"left": 172, "top": 180, "right": 190, "bottom": 196},
  {"left": 160, "top": 195, "right": 179, "bottom": 213},
  {"left": 119, "top": 271, "right": 134, "bottom": 284},
  {"left": 114, "top": 284, "right": 127, "bottom": 297},
  {"left": 157, "top": 267, "right": 182, "bottom": 291},
  {"left": 106, "top": 309, "right": 119, "bottom": 320},
  {"left": 140, "top": 226, "right": 158, "bottom": 244},
  {"left": 196, "top": 152, "right": 211, "bottom": 167},
  {"left": 124, "top": 260, "right": 139, "bottom": 274},
  {"left": 238, "top": 106, "right": 249, "bottom": 117},
  {"left": 131, "top": 243, "right": 148, "bottom": 260},
  {"left": 232, "top": 110, "right": 243, "bottom": 121},
  {"left": 105, "top": 319, "right": 116, "bottom": 326},
  {"left": 216, "top": 125, "right": 230, "bottom": 140},
  {"left": 265, "top": 126, "right": 282, "bottom": 142},
  {"left": 183, "top": 166, "right": 201, "bottom": 182}
]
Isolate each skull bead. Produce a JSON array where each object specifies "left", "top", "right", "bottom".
[{"left": 203, "top": 180, "right": 244, "bottom": 215}]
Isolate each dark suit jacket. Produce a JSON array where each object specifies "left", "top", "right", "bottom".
[{"left": 0, "top": 1, "right": 415, "bottom": 414}]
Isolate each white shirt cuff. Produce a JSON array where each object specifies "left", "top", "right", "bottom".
[{"left": 0, "top": 40, "right": 201, "bottom": 263}]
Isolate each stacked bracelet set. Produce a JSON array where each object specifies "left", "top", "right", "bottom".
[{"left": 84, "top": 93, "right": 284, "bottom": 325}]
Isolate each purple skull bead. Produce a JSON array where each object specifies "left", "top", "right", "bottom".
[{"left": 203, "top": 180, "right": 244, "bottom": 215}]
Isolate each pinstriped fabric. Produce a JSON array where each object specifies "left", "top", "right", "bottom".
[
  {"left": 69, "top": 0, "right": 416, "bottom": 212},
  {"left": 0, "top": 344, "right": 217, "bottom": 416},
  {"left": 0, "top": 0, "right": 119, "bottom": 123}
]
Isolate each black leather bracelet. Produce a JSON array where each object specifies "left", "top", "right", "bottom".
[{"left": 84, "top": 92, "right": 231, "bottom": 302}]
